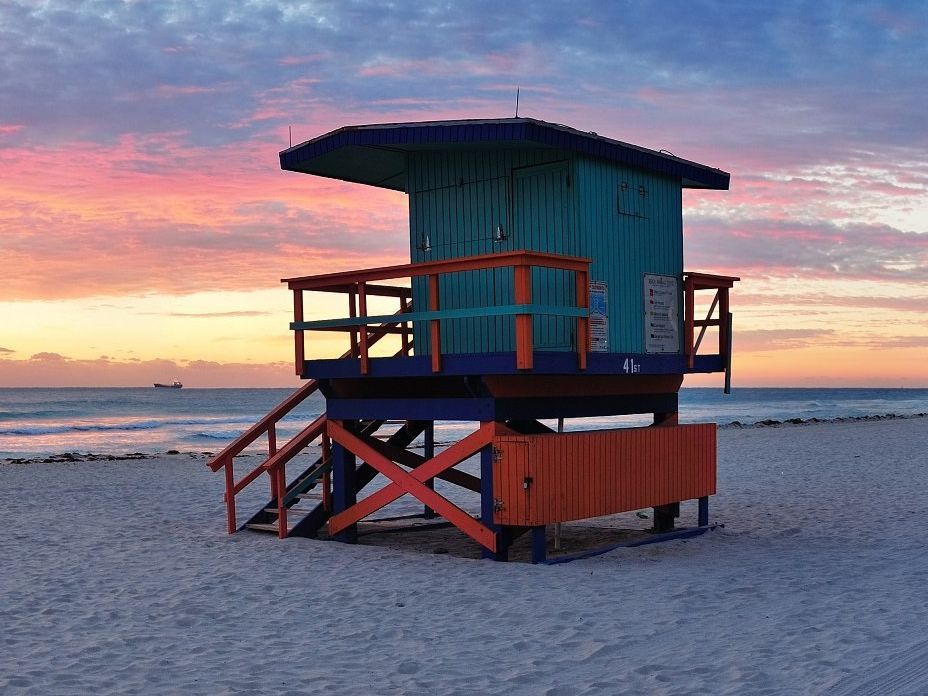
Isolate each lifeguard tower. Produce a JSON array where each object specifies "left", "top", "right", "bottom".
[{"left": 208, "top": 118, "right": 738, "bottom": 562}]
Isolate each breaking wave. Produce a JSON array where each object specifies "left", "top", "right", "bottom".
[{"left": 0, "top": 415, "right": 301, "bottom": 438}]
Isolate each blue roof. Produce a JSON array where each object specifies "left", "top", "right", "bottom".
[{"left": 280, "top": 117, "right": 729, "bottom": 191}]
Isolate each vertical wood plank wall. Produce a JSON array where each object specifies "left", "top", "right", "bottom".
[
  {"left": 407, "top": 150, "right": 684, "bottom": 357},
  {"left": 492, "top": 424, "right": 715, "bottom": 525},
  {"left": 409, "top": 148, "right": 572, "bottom": 355},
  {"left": 573, "top": 158, "right": 683, "bottom": 354}
]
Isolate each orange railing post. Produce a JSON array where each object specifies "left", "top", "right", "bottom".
[
  {"left": 400, "top": 296, "right": 411, "bottom": 356},
  {"left": 683, "top": 271, "right": 740, "bottom": 371},
  {"left": 224, "top": 460, "right": 237, "bottom": 534},
  {"left": 276, "top": 465, "right": 287, "bottom": 539},
  {"left": 513, "top": 262, "right": 533, "bottom": 370},
  {"left": 348, "top": 287, "right": 359, "bottom": 358},
  {"left": 719, "top": 287, "right": 730, "bottom": 358},
  {"left": 209, "top": 310, "right": 410, "bottom": 535},
  {"left": 269, "top": 463, "right": 279, "bottom": 500},
  {"left": 684, "top": 274, "right": 695, "bottom": 369},
  {"left": 268, "top": 424, "right": 277, "bottom": 457},
  {"left": 293, "top": 289, "right": 304, "bottom": 376},
  {"left": 322, "top": 433, "right": 332, "bottom": 512},
  {"left": 428, "top": 273, "right": 441, "bottom": 373},
  {"left": 284, "top": 251, "right": 593, "bottom": 377},
  {"left": 358, "top": 282, "right": 369, "bottom": 374},
  {"left": 575, "top": 269, "right": 589, "bottom": 370}
]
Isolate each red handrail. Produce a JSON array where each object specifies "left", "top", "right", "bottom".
[
  {"left": 208, "top": 307, "right": 413, "bottom": 535},
  {"left": 283, "top": 250, "right": 591, "bottom": 289},
  {"left": 285, "top": 250, "right": 592, "bottom": 375},
  {"left": 683, "top": 272, "right": 740, "bottom": 375}
]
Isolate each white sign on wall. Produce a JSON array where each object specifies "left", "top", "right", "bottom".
[
  {"left": 589, "top": 281, "right": 608, "bottom": 352},
  {"left": 643, "top": 274, "right": 680, "bottom": 354}
]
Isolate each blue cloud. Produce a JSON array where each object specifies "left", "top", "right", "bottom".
[{"left": 1, "top": 0, "right": 924, "bottom": 155}]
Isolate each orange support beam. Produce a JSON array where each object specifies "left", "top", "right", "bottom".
[{"left": 326, "top": 420, "right": 497, "bottom": 551}]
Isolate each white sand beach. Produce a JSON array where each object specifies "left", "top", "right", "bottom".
[{"left": 2, "top": 417, "right": 927, "bottom": 695}]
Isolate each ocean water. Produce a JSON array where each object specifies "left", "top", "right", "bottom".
[{"left": 0, "top": 387, "right": 925, "bottom": 459}]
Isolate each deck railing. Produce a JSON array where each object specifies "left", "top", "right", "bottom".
[
  {"left": 283, "top": 250, "right": 592, "bottom": 374},
  {"left": 207, "top": 309, "right": 411, "bottom": 535},
  {"left": 683, "top": 272, "right": 740, "bottom": 391}
]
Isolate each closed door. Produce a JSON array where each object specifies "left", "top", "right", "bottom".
[{"left": 512, "top": 162, "right": 573, "bottom": 350}]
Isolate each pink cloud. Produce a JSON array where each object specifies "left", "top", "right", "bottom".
[
  {"left": 684, "top": 218, "right": 928, "bottom": 282},
  {"left": 0, "top": 133, "right": 409, "bottom": 300},
  {"left": 155, "top": 84, "right": 221, "bottom": 97},
  {"left": 735, "top": 293, "right": 928, "bottom": 313},
  {"left": 357, "top": 46, "right": 548, "bottom": 80},
  {"left": 278, "top": 53, "right": 328, "bottom": 66},
  {"left": 735, "top": 329, "right": 836, "bottom": 352},
  {"left": 30, "top": 352, "right": 66, "bottom": 361},
  {"left": 866, "top": 7, "right": 924, "bottom": 38}
]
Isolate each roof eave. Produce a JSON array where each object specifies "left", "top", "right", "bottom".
[{"left": 280, "top": 119, "right": 730, "bottom": 191}]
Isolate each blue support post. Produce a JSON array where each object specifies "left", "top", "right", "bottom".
[
  {"left": 423, "top": 421, "right": 436, "bottom": 519},
  {"left": 480, "top": 441, "right": 508, "bottom": 561},
  {"left": 531, "top": 526, "right": 547, "bottom": 564},
  {"left": 332, "top": 424, "right": 357, "bottom": 543},
  {"left": 698, "top": 496, "right": 709, "bottom": 527}
]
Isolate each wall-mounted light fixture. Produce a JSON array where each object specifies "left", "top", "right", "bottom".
[
  {"left": 417, "top": 234, "right": 431, "bottom": 252},
  {"left": 493, "top": 224, "right": 508, "bottom": 242}
]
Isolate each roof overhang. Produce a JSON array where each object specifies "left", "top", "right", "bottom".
[{"left": 280, "top": 118, "right": 729, "bottom": 192}]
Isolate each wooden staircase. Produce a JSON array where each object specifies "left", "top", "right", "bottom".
[
  {"left": 207, "top": 305, "right": 414, "bottom": 539},
  {"left": 241, "top": 419, "right": 428, "bottom": 538}
]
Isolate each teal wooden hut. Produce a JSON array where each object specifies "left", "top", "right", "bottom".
[{"left": 209, "top": 117, "right": 739, "bottom": 563}]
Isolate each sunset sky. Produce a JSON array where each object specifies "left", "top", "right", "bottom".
[{"left": 1, "top": 1, "right": 926, "bottom": 387}]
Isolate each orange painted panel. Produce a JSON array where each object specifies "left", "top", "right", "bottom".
[{"left": 492, "top": 424, "right": 716, "bottom": 525}]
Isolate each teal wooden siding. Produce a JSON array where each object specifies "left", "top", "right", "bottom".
[
  {"left": 512, "top": 162, "right": 575, "bottom": 350},
  {"left": 574, "top": 157, "right": 683, "bottom": 354},
  {"left": 407, "top": 150, "right": 683, "bottom": 356},
  {"left": 408, "top": 148, "right": 572, "bottom": 355}
]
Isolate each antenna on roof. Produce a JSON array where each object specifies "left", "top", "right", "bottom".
[
  {"left": 289, "top": 125, "right": 292, "bottom": 148},
  {"left": 515, "top": 87, "right": 520, "bottom": 118}
]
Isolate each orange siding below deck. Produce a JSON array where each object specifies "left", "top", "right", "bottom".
[{"left": 492, "top": 424, "right": 716, "bottom": 526}]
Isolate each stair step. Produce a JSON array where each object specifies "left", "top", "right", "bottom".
[
  {"left": 297, "top": 491, "right": 323, "bottom": 499},
  {"left": 262, "top": 506, "right": 315, "bottom": 515},
  {"left": 245, "top": 522, "right": 281, "bottom": 533},
  {"left": 246, "top": 520, "right": 304, "bottom": 533}
]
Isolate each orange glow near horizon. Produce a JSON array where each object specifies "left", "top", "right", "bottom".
[{"left": 2, "top": 131, "right": 925, "bottom": 388}]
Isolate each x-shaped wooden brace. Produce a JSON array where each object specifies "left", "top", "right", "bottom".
[{"left": 327, "top": 420, "right": 496, "bottom": 551}]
